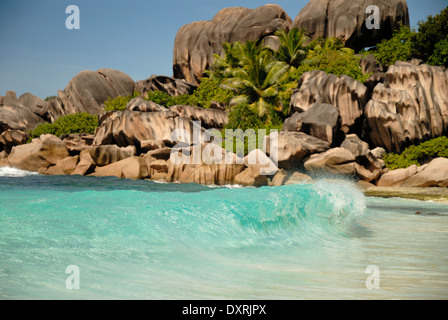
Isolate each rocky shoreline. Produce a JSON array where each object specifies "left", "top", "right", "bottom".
[{"left": 1, "top": 1, "right": 447, "bottom": 192}]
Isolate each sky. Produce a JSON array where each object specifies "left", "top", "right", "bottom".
[{"left": 0, "top": 0, "right": 447, "bottom": 99}]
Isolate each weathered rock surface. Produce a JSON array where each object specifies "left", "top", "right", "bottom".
[
  {"left": 365, "top": 62, "right": 448, "bottom": 152},
  {"left": 234, "top": 166, "right": 269, "bottom": 187},
  {"left": 43, "top": 156, "right": 79, "bottom": 176},
  {"left": 291, "top": 0, "right": 409, "bottom": 51},
  {"left": 93, "top": 111, "right": 203, "bottom": 149},
  {"left": 265, "top": 131, "right": 330, "bottom": 169},
  {"left": 89, "top": 145, "right": 136, "bottom": 166},
  {"left": 61, "top": 134, "right": 94, "bottom": 154},
  {"left": 169, "top": 105, "right": 228, "bottom": 129},
  {"left": 53, "top": 69, "right": 135, "bottom": 119},
  {"left": 18, "top": 93, "right": 50, "bottom": 121},
  {"left": 92, "top": 156, "right": 149, "bottom": 180},
  {"left": 284, "top": 171, "right": 312, "bottom": 185},
  {"left": 7, "top": 134, "right": 69, "bottom": 172},
  {"left": 400, "top": 158, "right": 448, "bottom": 188},
  {"left": 0, "top": 130, "right": 28, "bottom": 154},
  {"left": 71, "top": 149, "right": 96, "bottom": 176},
  {"left": 126, "top": 97, "right": 168, "bottom": 113},
  {"left": 304, "top": 147, "right": 356, "bottom": 175},
  {"left": 165, "top": 144, "right": 245, "bottom": 185},
  {"left": 282, "top": 103, "right": 340, "bottom": 145},
  {"left": 0, "top": 91, "right": 45, "bottom": 132},
  {"left": 341, "top": 134, "right": 369, "bottom": 158},
  {"left": 269, "top": 169, "right": 289, "bottom": 186},
  {"left": 134, "top": 75, "right": 197, "bottom": 97},
  {"left": 377, "top": 164, "right": 419, "bottom": 187},
  {"left": 0, "top": 150, "right": 9, "bottom": 167},
  {"left": 290, "top": 70, "right": 370, "bottom": 134},
  {"left": 173, "top": 4, "right": 291, "bottom": 84}
]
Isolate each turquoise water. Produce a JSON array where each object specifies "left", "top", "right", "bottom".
[{"left": 0, "top": 167, "right": 447, "bottom": 300}]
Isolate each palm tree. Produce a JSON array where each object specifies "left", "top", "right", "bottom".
[
  {"left": 220, "top": 41, "right": 290, "bottom": 120},
  {"left": 274, "top": 28, "right": 310, "bottom": 69}
]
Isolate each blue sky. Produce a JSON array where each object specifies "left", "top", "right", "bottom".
[{"left": 0, "top": 0, "right": 446, "bottom": 99}]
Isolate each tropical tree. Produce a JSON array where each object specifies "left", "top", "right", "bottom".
[
  {"left": 219, "top": 41, "right": 290, "bottom": 122},
  {"left": 274, "top": 28, "right": 310, "bottom": 69}
]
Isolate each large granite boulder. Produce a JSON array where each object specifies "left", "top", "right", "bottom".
[
  {"left": 165, "top": 144, "right": 245, "bottom": 185},
  {"left": 169, "top": 105, "right": 228, "bottom": 129},
  {"left": 93, "top": 111, "right": 203, "bottom": 149},
  {"left": 52, "top": 69, "right": 135, "bottom": 120},
  {"left": 92, "top": 156, "right": 149, "bottom": 180},
  {"left": 173, "top": 4, "right": 291, "bottom": 84},
  {"left": 0, "top": 91, "right": 45, "bottom": 133},
  {"left": 291, "top": 0, "right": 409, "bottom": 51},
  {"left": 304, "top": 147, "right": 357, "bottom": 175},
  {"left": 88, "top": 145, "right": 136, "bottom": 166},
  {"left": 7, "top": 134, "right": 69, "bottom": 172},
  {"left": 126, "top": 97, "right": 168, "bottom": 113},
  {"left": 364, "top": 62, "right": 448, "bottom": 152},
  {"left": 282, "top": 103, "right": 340, "bottom": 145},
  {"left": 265, "top": 131, "right": 330, "bottom": 169},
  {"left": 0, "top": 130, "right": 28, "bottom": 154},
  {"left": 18, "top": 93, "right": 50, "bottom": 121},
  {"left": 400, "top": 158, "right": 448, "bottom": 188},
  {"left": 134, "top": 75, "right": 197, "bottom": 98},
  {"left": 289, "top": 70, "right": 370, "bottom": 135}
]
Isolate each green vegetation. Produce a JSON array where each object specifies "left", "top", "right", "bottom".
[
  {"left": 29, "top": 113, "right": 98, "bottom": 140},
  {"left": 373, "top": 6, "right": 448, "bottom": 67},
  {"left": 372, "top": 24, "right": 415, "bottom": 67},
  {"left": 44, "top": 96, "right": 57, "bottom": 102},
  {"left": 413, "top": 6, "right": 448, "bottom": 66},
  {"left": 104, "top": 91, "right": 140, "bottom": 111},
  {"left": 383, "top": 136, "right": 448, "bottom": 170},
  {"left": 104, "top": 28, "right": 370, "bottom": 130}
]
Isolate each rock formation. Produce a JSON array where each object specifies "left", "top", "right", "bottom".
[
  {"left": 282, "top": 103, "right": 340, "bottom": 145},
  {"left": 134, "top": 75, "right": 197, "bottom": 98},
  {"left": 173, "top": 4, "right": 291, "bottom": 84},
  {"left": 364, "top": 62, "right": 448, "bottom": 152},
  {"left": 53, "top": 69, "right": 135, "bottom": 119},
  {"left": 265, "top": 131, "right": 330, "bottom": 169},
  {"left": 291, "top": 0, "right": 410, "bottom": 51},
  {"left": 0, "top": 91, "right": 45, "bottom": 133},
  {"left": 93, "top": 111, "right": 204, "bottom": 150},
  {"left": 7, "top": 134, "right": 69, "bottom": 172},
  {"left": 289, "top": 70, "right": 370, "bottom": 135}
]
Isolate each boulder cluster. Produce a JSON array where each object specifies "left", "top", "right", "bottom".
[{"left": 1, "top": 0, "right": 447, "bottom": 189}]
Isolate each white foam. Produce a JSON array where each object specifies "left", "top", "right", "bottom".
[{"left": 0, "top": 167, "right": 39, "bottom": 177}]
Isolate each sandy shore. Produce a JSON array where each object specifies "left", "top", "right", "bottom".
[{"left": 362, "top": 186, "right": 448, "bottom": 203}]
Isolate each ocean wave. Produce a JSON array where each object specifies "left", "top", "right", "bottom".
[{"left": 0, "top": 167, "right": 39, "bottom": 177}]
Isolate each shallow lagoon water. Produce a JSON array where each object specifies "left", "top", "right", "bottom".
[{"left": 0, "top": 168, "right": 447, "bottom": 299}]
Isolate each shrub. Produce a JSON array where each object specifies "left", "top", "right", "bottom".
[
  {"left": 104, "top": 92, "right": 140, "bottom": 111},
  {"left": 427, "top": 35, "right": 448, "bottom": 66},
  {"left": 413, "top": 6, "right": 448, "bottom": 66},
  {"left": 383, "top": 136, "right": 448, "bottom": 170},
  {"left": 29, "top": 113, "right": 98, "bottom": 140},
  {"left": 374, "top": 24, "right": 415, "bottom": 66},
  {"left": 188, "top": 77, "right": 234, "bottom": 109}
]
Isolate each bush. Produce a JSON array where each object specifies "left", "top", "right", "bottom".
[
  {"left": 427, "top": 34, "right": 448, "bottom": 66},
  {"left": 383, "top": 136, "right": 448, "bottom": 170},
  {"left": 104, "top": 92, "right": 140, "bottom": 111},
  {"left": 374, "top": 24, "right": 415, "bottom": 66},
  {"left": 188, "top": 78, "right": 234, "bottom": 109},
  {"left": 413, "top": 6, "right": 448, "bottom": 66},
  {"left": 29, "top": 113, "right": 98, "bottom": 140}
]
